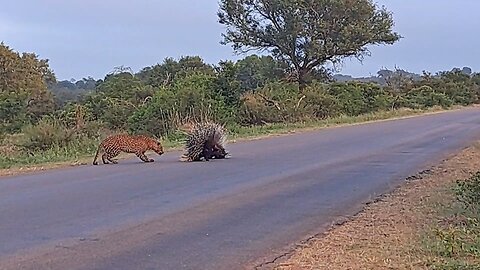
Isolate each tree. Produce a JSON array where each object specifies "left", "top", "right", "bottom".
[
  {"left": 218, "top": 0, "right": 400, "bottom": 89},
  {"left": 235, "top": 55, "right": 287, "bottom": 91},
  {"left": 214, "top": 60, "right": 243, "bottom": 105},
  {"left": 0, "top": 43, "right": 56, "bottom": 132},
  {"left": 137, "top": 56, "right": 215, "bottom": 88}
]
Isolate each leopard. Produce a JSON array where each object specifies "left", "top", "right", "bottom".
[{"left": 93, "top": 134, "right": 164, "bottom": 165}]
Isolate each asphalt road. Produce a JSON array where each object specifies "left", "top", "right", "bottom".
[{"left": 1, "top": 108, "right": 480, "bottom": 270}]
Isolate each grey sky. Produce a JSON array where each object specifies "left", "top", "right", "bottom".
[{"left": 1, "top": 0, "right": 478, "bottom": 80}]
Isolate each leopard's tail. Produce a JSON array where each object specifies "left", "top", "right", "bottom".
[{"left": 92, "top": 144, "right": 102, "bottom": 165}]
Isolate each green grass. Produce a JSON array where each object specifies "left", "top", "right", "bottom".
[
  {"left": 0, "top": 137, "right": 99, "bottom": 169},
  {"left": 421, "top": 173, "right": 480, "bottom": 269},
  {"left": 0, "top": 106, "right": 456, "bottom": 170},
  {"left": 226, "top": 106, "right": 452, "bottom": 140}
]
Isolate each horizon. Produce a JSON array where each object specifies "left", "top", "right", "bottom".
[{"left": 1, "top": 0, "right": 479, "bottom": 81}]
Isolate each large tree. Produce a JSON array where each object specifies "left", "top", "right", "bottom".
[
  {"left": 218, "top": 0, "right": 400, "bottom": 89},
  {"left": 0, "top": 43, "right": 56, "bottom": 132}
]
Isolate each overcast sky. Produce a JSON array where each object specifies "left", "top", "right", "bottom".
[{"left": 1, "top": 0, "right": 478, "bottom": 80}]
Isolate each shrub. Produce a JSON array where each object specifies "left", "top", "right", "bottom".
[
  {"left": 327, "top": 82, "right": 367, "bottom": 116},
  {"left": 403, "top": 85, "right": 453, "bottom": 109},
  {"left": 18, "top": 116, "right": 74, "bottom": 151},
  {"left": 129, "top": 73, "right": 234, "bottom": 136},
  {"left": 237, "top": 82, "right": 303, "bottom": 125},
  {"left": 327, "top": 82, "right": 392, "bottom": 116},
  {"left": 238, "top": 82, "right": 367, "bottom": 125},
  {"left": 414, "top": 70, "right": 480, "bottom": 106},
  {"left": 0, "top": 92, "right": 29, "bottom": 133},
  {"left": 128, "top": 90, "right": 178, "bottom": 136},
  {"left": 302, "top": 83, "right": 341, "bottom": 119},
  {"left": 172, "top": 73, "right": 231, "bottom": 122},
  {"left": 83, "top": 93, "right": 138, "bottom": 130},
  {"left": 237, "top": 91, "right": 284, "bottom": 125},
  {"left": 360, "top": 83, "right": 391, "bottom": 112},
  {"left": 455, "top": 172, "right": 480, "bottom": 212}
]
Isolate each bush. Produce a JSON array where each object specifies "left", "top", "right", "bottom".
[
  {"left": 414, "top": 70, "right": 480, "bottom": 106},
  {"left": 18, "top": 117, "right": 74, "bottom": 151},
  {"left": 325, "top": 82, "right": 393, "bottom": 116},
  {"left": 0, "top": 92, "right": 29, "bottom": 133},
  {"left": 360, "top": 83, "right": 391, "bottom": 112},
  {"left": 172, "top": 73, "right": 232, "bottom": 122},
  {"left": 237, "top": 82, "right": 389, "bottom": 125},
  {"left": 403, "top": 86, "right": 453, "bottom": 109},
  {"left": 237, "top": 91, "right": 284, "bottom": 125},
  {"left": 237, "top": 82, "right": 303, "bottom": 125},
  {"left": 128, "top": 90, "right": 178, "bottom": 136},
  {"left": 83, "top": 93, "right": 138, "bottom": 130},
  {"left": 327, "top": 83, "right": 373, "bottom": 116},
  {"left": 128, "top": 73, "right": 234, "bottom": 136},
  {"left": 455, "top": 172, "right": 480, "bottom": 212},
  {"left": 438, "top": 71, "right": 479, "bottom": 105},
  {"left": 302, "top": 83, "right": 341, "bottom": 119}
]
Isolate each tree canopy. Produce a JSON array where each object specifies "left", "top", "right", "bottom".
[
  {"left": 0, "top": 43, "right": 56, "bottom": 132},
  {"left": 218, "top": 0, "right": 400, "bottom": 89}
]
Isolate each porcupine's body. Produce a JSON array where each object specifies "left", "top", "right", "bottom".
[
  {"left": 93, "top": 134, "right": 164, "bottom": 165},
  {"left": 181, "top": 122, "right": 228, "bottom": 162}
]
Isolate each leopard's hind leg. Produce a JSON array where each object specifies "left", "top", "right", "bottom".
[
  {"left": 101, "top": 153, "right": 109, "bottom": 164},
  {"left": 104, "top": 149, "right": 120, "bottom": 164}
]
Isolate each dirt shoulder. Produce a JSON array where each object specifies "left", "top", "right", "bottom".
[{"left": 272, "top": 142, "right": 480, "bottom": 270}]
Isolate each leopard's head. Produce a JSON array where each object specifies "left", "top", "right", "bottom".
[{"left": 151, "top": 140, "right": 164, "bottom": 155}]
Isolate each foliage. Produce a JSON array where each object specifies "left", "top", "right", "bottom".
[
  {"left": 49, "top": 77, "right": 99, "bottom": 107},
  {"left": 0, "top": 92, "right": 29, "bottom": 134},
  {"left": 424, "top": 172, "right": 480, "bottom": 269},
  {"left": 433, "top": 71, "right": 478, "bottom": 105},
  {"left": 218, "top": 0, "right": 400, "bottom": 88},
  {"left": 137, "top": 56, "right": 215, "bottom": 88},
  {"left": 234, "top": 55, "right": 287, "bottom": 91},
  {"left": 0, "top": 43, "right": 56, "bottom": 131},
  {"left": 455, "top": 172, "right": 480, "bottom": 213},
  {"left": 327, "top": 82, "right": 390, "bottom": 116},
  {"left": 403, "top": 85, "right": 453, "bottom": 109},
  {"left": 214, "top": 60, "right": 243, "bottom": 106},
  {"left": 302, "top": 83, "right": 341, "bottom": 119},
  {"left": 128, "top": 73, "right": 233, "bottom": 136},
  {"left": 238, "top": 81, "right": 344, "bottom": 125},
  {"left": 0, "top": 43, "right": 55, "bottom": 94},
  {"left": 128, "top": 91, "right": 177, "bottom": 137},
  {"left": 238, "top": 82, "right": 300, "bottom": 125},
  {"left": 172, "top": 73, "right": 233, "bottom": 122},
  {"left": 96, "top": 71, "right": 152, "bottom": 103},
  {"left": 83, "top": 71, "right": 154, "bottom": 130},
  {"left": 18, "top": 117, "right": 74, "bottom": 151}
]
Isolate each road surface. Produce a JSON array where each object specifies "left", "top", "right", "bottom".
[{"left": 1, "top": 108, "right": 480, "bottom": 270}]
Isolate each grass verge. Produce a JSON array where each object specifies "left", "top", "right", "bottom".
[
  {"left": 272, "top": 142, "right": 480, "bottom": 270},
  {"left": 0, "top": 106, "right": 463, "bottom": 176}
]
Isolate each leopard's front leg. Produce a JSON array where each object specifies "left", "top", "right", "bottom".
[{"left": 136, "top": 152, "right": 154, "bottom": 163}]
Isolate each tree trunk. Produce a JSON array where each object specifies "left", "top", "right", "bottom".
[{"left": 297, "top": 68, "right": 309, "bottom": 92}]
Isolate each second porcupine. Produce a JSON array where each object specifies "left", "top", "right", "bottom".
[{"left": 180, "top": 122, "right": 229, "bottom": 162}]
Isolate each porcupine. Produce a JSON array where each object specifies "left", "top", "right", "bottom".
[{"left": 180, "top": 122, "right": 229, "bottom": 162}]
